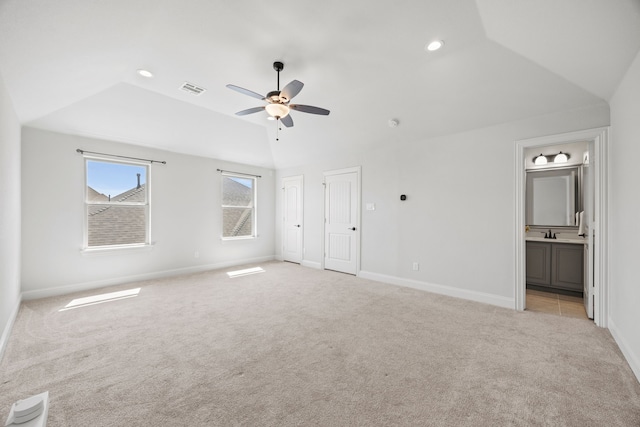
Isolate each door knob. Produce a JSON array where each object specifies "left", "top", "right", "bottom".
[
  {"left": 349, "top": 227, "right": 356, "bottom": 231},
  {"left": 294, "top": 225, "right": 300, "bottom": 228}
]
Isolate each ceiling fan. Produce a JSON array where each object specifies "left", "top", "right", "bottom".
[{"left": 226, "top": 61, "right": 330, "bottom": 129}]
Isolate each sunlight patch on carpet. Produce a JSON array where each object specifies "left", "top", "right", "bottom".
[
  {"left": 227, "top": 266, "right": 265, "bottom": 278},
  {"left": 59, "top": 288, "right": 141, "bottom": 311}
]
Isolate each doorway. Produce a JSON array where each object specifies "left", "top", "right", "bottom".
[
  {"left": 515, "top": 128, "right": 609, "bottom": 327},
  {"left": 323, "top": 166, "right": 361, "bottom": 275},
  {"left": 282, "top": 175, "right": 304, "bottom": 264}
]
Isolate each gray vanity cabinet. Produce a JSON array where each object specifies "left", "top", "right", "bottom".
[
  {"left": 526, "top": 241, "right": 584, "bottom": 292},
  {"left": 551, "top": 243, "right": 584, "bottom": 291},
  {"left": 526, "top": 241, "right": 551, "bottom": 286}
]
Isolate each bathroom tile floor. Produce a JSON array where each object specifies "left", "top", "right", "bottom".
[{"left": 526, "top": 289, "right": 588, "bottom": 320}]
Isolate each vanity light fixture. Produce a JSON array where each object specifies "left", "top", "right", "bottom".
[{"left": 533, "top": 151, "right": 571, "bottom": 166}]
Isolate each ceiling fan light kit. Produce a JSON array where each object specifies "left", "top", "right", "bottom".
[
  {"left": 226, "top": 61, "right": 330, "bottom": 133},
  {"left": 265, "top": 103, "right": 290, "bottom": 119}
]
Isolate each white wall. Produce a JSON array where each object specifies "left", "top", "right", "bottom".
[
  {"left": 275, "top": 104, "right": 609, "bottom": 306},
  {"left": 0, "top": 70, "right": 22, "bottom": 356},
  {"left": 609, "top": 49, "right": 640, "bottom": 380},
  {"left": 21, "top": 128, "right": 275, "bottom": 298}
]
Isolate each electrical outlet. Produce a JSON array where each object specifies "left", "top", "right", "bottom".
[
  {"left": 194, "top": 251, "right": 200, "bottom": 258},
  {"left": 412, "top": 262, "right": 419, "bottom": 271}
]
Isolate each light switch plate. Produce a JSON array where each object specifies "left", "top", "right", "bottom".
[{"left": 366, "top": 203, "right": 375, "bottom": 211}]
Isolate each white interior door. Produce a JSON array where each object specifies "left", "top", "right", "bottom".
[
  {"left": 324, "top": 168, "right": 360, "bottom": 275},
  {"left": 584, "top": 144, "right": 594, "bottom": 318},
  {"left": 282, "top": 175, "right": 303, "bottom": 264}
]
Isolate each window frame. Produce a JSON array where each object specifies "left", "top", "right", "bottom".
[
  {"left": 221, "top": 172, "right": 257, "bottom": 240},
  {"left": 83, "top": 155, "right": 151, "bottom": 250}
]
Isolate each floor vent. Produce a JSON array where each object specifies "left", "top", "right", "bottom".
[{"left": 180, "top": 82, "right": 206, "bottom": 96}]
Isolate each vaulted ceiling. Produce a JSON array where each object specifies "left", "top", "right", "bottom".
[{"left": 1, "top": 0, "right": 639, "bottom": 169}]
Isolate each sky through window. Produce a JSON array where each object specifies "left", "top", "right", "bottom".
[{"left": 87, "top": 161, "right": 147, "bottom": 197}]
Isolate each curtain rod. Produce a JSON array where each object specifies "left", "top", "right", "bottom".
[
  {"left": 217, "top": 168, "right": 261, "bottom": 178},
  {"left": 76, "top": 149, "right": 167, "bottom": 164}
]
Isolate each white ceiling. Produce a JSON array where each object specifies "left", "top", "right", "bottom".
[{"left": 1, "top": 0, "right": 639, "bottom": 169}]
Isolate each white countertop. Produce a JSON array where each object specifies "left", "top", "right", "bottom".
[{"left": 526, "top": 236, "right": 587, "bottom": 245}]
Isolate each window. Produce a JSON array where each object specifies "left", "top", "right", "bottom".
[
  {"left": 221, "top": 174, "right": 256, "bottom": 239},
  {"left": 85, "top": 158, "right": 149, "bottom": 248}
]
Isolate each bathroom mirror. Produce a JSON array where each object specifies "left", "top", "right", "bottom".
[{"left": 526, "top": 167, "right": 579, "bottom": 227}]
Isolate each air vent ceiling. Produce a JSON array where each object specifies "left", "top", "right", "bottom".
[{"left": 180, "top": 82, "right": 206, "bottom": 96}]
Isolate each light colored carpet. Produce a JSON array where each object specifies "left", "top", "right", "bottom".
[{"left": 1, "top": 261, "right": 639, "bottom": 426}]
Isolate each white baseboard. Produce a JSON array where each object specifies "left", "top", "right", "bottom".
[
  {"left": 608, "top": 317, "right": 640, "bottom": 384},
  {"left": 21, "top": 255, "right": 276, "bottom": 300},
  {"left": 358, "top": 270, "right": 514, "bottom": 309},
  {"left": 0, "top": 294, "right": 22, "bottom": 362},
  {"left": 301, "top": 260, "right": 321, "bottom": 270}
]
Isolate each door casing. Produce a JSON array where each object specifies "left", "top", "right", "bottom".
[{"left": 514, "top": 127, "right": 609, "bottom": 327}]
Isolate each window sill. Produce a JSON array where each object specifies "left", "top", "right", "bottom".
[
  {"left": 220, "top": 236, "right": 258, "bottom": 242},
  {"left": 81, "top": 243, "right": 155, "bottom": 256}
]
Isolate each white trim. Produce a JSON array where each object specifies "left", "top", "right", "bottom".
[
  {"left": 514, "top": 143, "right": 527, "bottom": 311},
  {"left": 301, "top": 260, "right": 322, "bottom": 270},
  {"left": 322, "top": 166, "right": 362, "bottom": 274},
  {"left": 608, "top": 318, "right": 640, "bottom": 383},
  {"left": 81, "top": 242, "right": 155, "bottom": 255},
  {"left": 359, "top": 270, "right": 514, "bottom": 309},
  {"left": 514, "top": 127, "right": 609, "bottom": 327},
  {"left": 593, "top": 130, "right": 610, "bottom": 327},
  {"left": 21, "top": 255, "right": 275, "bottom": 300},
  {"left": 0, "top": 294, "right": 22, "bottom": 362},
  {"left": 220, "top": 236, "right": 258, "bottom": 242}
]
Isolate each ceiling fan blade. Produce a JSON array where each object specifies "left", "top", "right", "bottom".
[
  {"left": 289, "top": 104, "right": 330, "bottom": 115},
  {"left": 235, "top": 106, "right": 265, "bottom": 116},
  {"left": 226, "top": 84, "right": 265, "bottom": 100},
  {"left": 280, "top": 80, "right": 304, "bottom": 101},
  {"left": 280, "top": 114, "right": 294, "bottom": 128}
]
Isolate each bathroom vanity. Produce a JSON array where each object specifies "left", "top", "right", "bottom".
[{"left": 526, "top": 238, "right": 585, "bottom": 293}]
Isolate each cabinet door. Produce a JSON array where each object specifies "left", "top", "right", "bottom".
[
  {"left": 526, "top": 242, "right": 551, "bottom": 286},
  {"left": 551, "top": 243, "right": 584, "bottom": 291}
]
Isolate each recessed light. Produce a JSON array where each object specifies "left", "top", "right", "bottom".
[
  {"left": 137, "top": 69, "right": 154, "bottom": 78},
  {"left": 425, "top": 40, "right": 444, "bottom": 52}
]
